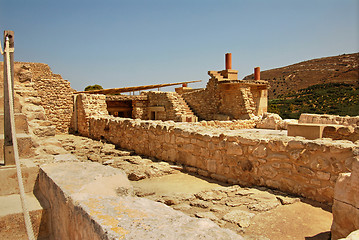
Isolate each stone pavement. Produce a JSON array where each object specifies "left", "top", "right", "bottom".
[{"left": 54, "top": 134, "right": 332, "bottom": 239}]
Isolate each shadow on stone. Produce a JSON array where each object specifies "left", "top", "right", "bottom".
[{"left": 305, "top": 231, "right": 331, "bottom": 240}]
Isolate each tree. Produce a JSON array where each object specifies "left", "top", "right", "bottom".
[{"left": 84, "top": 84, "right": 103, "bottom": 91}]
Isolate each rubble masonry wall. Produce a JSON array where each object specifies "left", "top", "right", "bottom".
[
  {"left": 88, "top": 115, "right": 358, "bottom": 204},
  {"left": 16, "top": 62, "right": 76, "bottom": 133},
  {"left": 72, "top": 94, "right": 108, "bottom": 137}
]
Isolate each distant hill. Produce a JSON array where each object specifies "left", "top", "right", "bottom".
[
  {"left": 268, "top": 82, "right": 359, "bottom": 119},
  {"left": 244, "top": 53, "right": 359, "bottom": 99}
]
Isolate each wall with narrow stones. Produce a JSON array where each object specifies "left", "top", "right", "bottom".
[
  {"left": 72, "top": 94, "right": 108, "bottom": 137},
  {"left": 132, "top": 99, "right": 148, "bottom": 119},
  {"left": 181, "top": 73, "right": 267, "bottom": 121},
  {"left": 88, "top": 115, "right": 358, "bottom": 204},
  {"left": 181, "top": 88, "right": 214, "bottom": 120},
  {"left": 145, "top": 91, "right": 197, "bottom": 122},
  {"left": 198, "top": 120, "right": 256, "bottom": 129},
  {"left": 15, "top": 62, "right": 76, "bottom": 133}
]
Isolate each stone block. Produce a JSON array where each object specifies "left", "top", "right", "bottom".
[
  {"left": 0, "top": 133, "right": 34, "bottom": 160},
  {"left": 38, "top": 162, "right": 242, "bottom": 239},
  {"left": 331, "top": 158, "right": 359, "bottom": 239},
  {"left": 287, "top": 123, "right": 327, "bottom": 140},
  {"left": 0, "top": 113, "right": 28, "bottom": 134}
]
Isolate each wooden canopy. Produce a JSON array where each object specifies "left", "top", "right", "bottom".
[{"left": 76, "top": 80, "right": 201, "bottom": 95}]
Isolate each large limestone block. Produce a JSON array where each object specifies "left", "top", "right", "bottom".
[
  {"left": 331, "top": 157, "right": 359, "bottom": 240},
  {"left": 38, "top": 162, "right": 243, "bottom": 240},
  {"left": 256, "top": 113, "right": 284, "bottom": 130}
]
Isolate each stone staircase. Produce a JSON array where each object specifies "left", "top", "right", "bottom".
[
  {"left": 0, "top": 81, "right": 34, "bottom": 162},
  {"left": 208, "top": 71, "right": 225, "bottom": 81},
  {"left": 0, "top": 161, "right": 50, "bottom": 240},
  {"left": 168, "top": 93, "right": 198, "bottom": 122}
]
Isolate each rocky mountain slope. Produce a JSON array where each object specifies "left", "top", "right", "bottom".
[{"left": 244, "top": 53, "right": 359, "bottom": 99}]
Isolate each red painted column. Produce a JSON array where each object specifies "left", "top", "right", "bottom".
[
  {"left": 225, "top": 53, "right": 232, "bottom": 70},
  {"left": 254, "top": 67, "right": 260, "bottom": 80}
]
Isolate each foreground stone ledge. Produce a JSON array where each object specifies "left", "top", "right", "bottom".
[{"left": 38, "top": 162, "right": 242, "bottom": 239}]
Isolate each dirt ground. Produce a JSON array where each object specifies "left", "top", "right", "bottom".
[{"left": 55, "top": 134, "right": 333, "bottom": 240}]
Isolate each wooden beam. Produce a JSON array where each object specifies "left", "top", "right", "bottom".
[{"left": 76, "top": 80, "right": 202, "bottom": 95}]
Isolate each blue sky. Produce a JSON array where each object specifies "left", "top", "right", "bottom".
[{"left": 1, "top": 0, "right": 358, "bottom": 91}]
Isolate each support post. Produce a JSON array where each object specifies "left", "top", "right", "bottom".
[
  {"left": 225, "top": 53, "right": 232, "bottom": 70},
  {"left": 3, "top": 30, "right": 15, "bottom": 165},
  {"left": 254, "top": 67, "right": 260, "bottom": 80}
]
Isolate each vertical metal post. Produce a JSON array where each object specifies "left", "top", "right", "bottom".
[{"left": 3, "top": 30, "right": 15, "bottom": 165}]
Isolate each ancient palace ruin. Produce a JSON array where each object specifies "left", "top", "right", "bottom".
[{"left": 1, "top": 41, "right": 358, "bottom": 240}]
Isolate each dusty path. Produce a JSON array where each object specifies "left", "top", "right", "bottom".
[{"left": 56, "top": 134, "right": 332, "bottom": 240}]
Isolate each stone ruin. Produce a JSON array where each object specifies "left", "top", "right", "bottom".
[
  {"left": 75, "top": 53, "right": 268, "bottom": 123},
  {"left": 1, "top": 53, "right": 358, "bottom": 239}
]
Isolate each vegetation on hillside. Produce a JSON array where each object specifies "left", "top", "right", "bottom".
[
  {"left": 268, "top": 83, "right": 359, "bottom": 119},
  {"left": 84, "top": 84, "right": 103, "bottom": 91},
  {"left": 243, "top": 53, "right": 359, "bottom": 99}
]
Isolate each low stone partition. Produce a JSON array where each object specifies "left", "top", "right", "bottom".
[
  {"left": 37, "top": 162, "right": 242, "bottom": 239},
  {"left": 292, "top": 113, "right": 359, "bottom": 142},
  {"left": 88, "top": 116, "right": 358, "bottom": 204},
  {"left": 323, "top": 125, "right": 359, "bottom": 143},
  {"left": 299, "top": 113, "right": 359, "bottom": 127},
  {"left": 71, "top": 94, "right": 108, "bottom": 136}
]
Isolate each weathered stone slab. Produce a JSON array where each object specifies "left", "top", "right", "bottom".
[
  {"left": 38, "top": 162, "right": 243, "bottom": 239},
  {"left": 222, "top": 210, "right": 255, "bottom": 228}
]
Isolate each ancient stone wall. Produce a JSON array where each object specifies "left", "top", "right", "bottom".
[
  {"left": 72, "top": 94, "right": 108, "bottom": 137},
  {"left": 218, "top": 84, "right": 255, "bottom": 119},
  {"left": 146, "top": 91, "right": 197, "bottom": 122},
  {"left": 181, "top": 88, "right": 215, "bottom": 120},
  {"left": 198, "top": 120, "right": 256, "bottom": 129},
  {"left": 88, "top": 115, "right": 358, "bottom": 204},
  {"left": 181, "top": 72, "right": 268, "bottom": 121},
  {"left": 299, "top": 113, "right": 359, "bottom": 127},
  {"left": 15, "top": 62, "right": 75, "bottom": 133},
  {"left": 132, "top": 100, "right": 148, "bottom": 119},
  {"left": 323, "top": 125, "right": 359, "bottom": 143}
]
